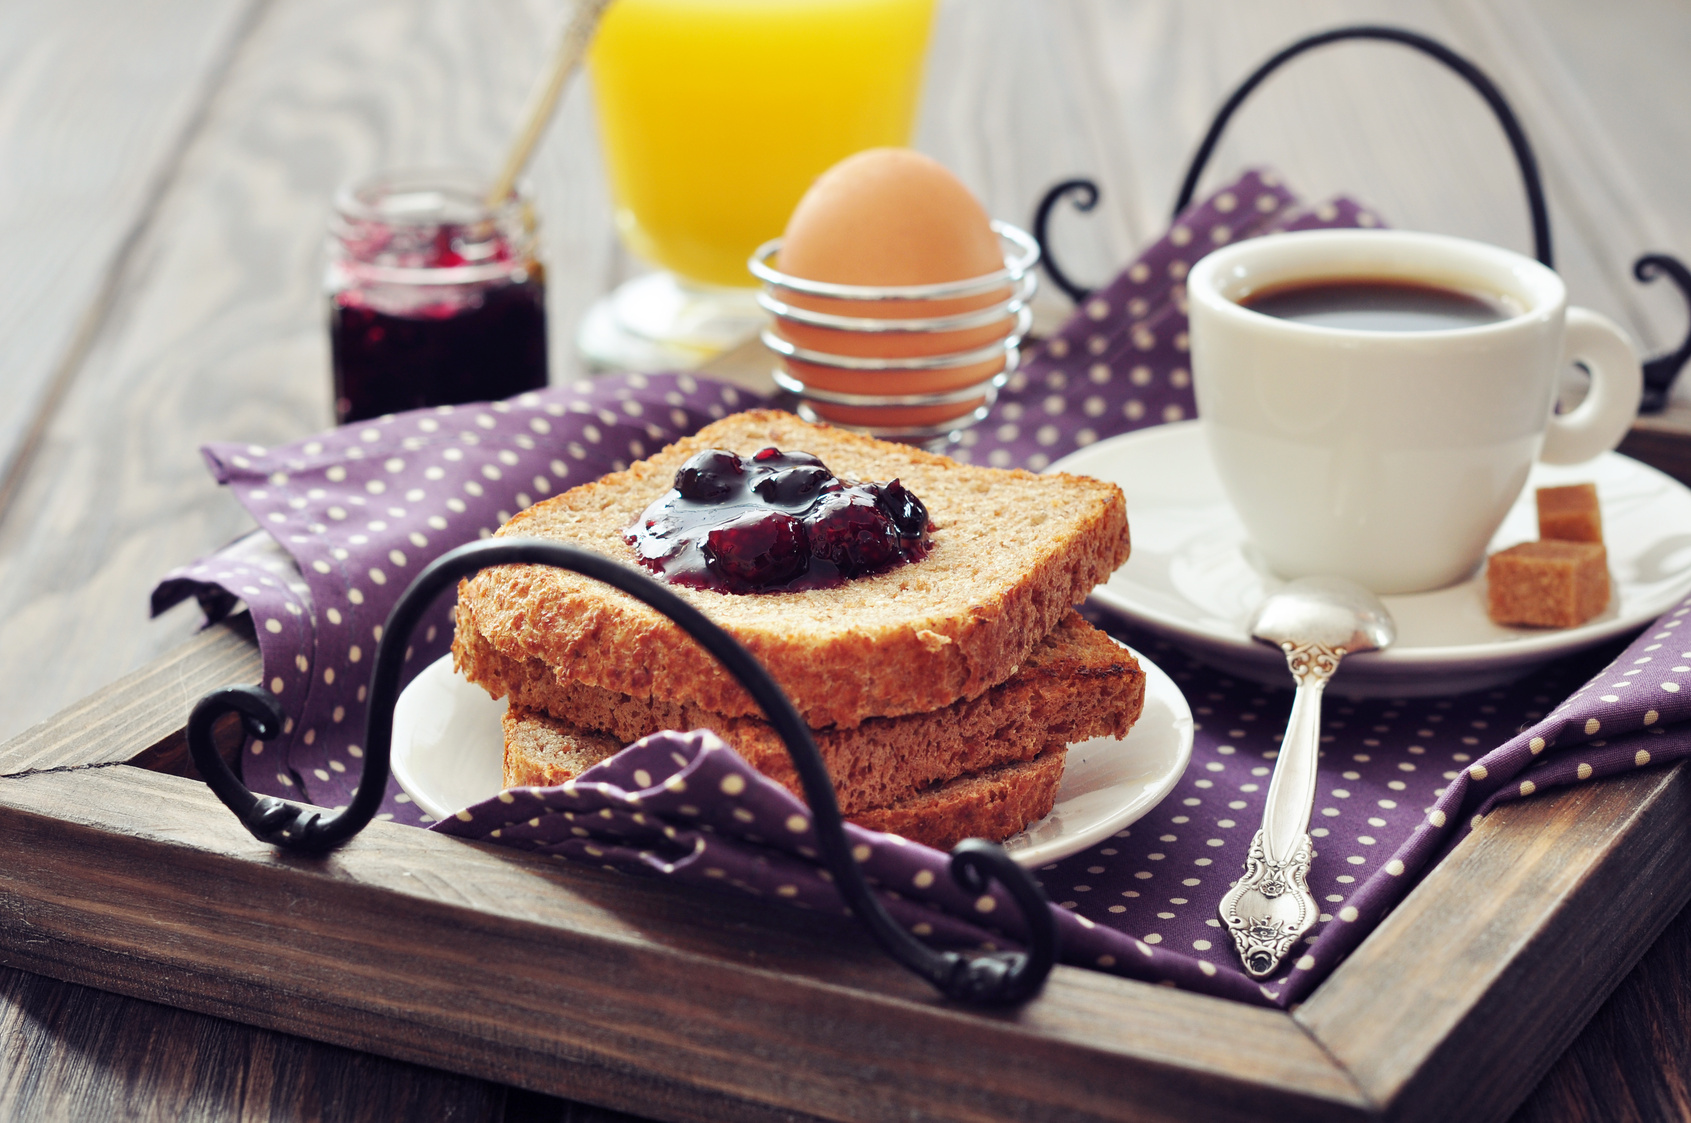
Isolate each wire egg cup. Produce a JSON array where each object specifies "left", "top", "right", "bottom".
[{"left": 749, "top": 221, "right": 1041, "bottom": 442}]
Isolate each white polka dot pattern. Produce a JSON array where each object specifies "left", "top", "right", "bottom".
[
  {"left": 1029, "top": 619, "right": 1636, "bottom": 1006},
  {"left": 436, "top": 726, "right": 1275, "bottom": 1005},
  {"left": 153, "top": 376, "right": 735, "bottom": 821}
]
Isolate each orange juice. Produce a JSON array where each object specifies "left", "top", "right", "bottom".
[{"left": 588, "top": 0, "right": 937, "bottom": 288}]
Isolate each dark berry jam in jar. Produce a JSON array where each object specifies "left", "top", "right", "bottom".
[
  {"left": 327, "top": 171, "right": 548, "bottom": 424},
  {"left": 628, "top": 447, "right": 932, "bottom": 594}
]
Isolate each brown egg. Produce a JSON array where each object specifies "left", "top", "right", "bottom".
[
  {"left": 778, "top": 148, "right": 1003, "bottom": 285},
  {"left": 772, "top": 149, "right": 1013, "bottom": 428}
]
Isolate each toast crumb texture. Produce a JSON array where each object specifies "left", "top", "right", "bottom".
[
  {"left": 501, "top": 710, "right": 623, "bottom": 788},
  {"left": 851, "top": 749, "right": 1067, "bottom": 851},
  {"left": 455, "top": 410, "right": 1130, "bottom": 728},
  {"left": 501, "top": 706, "right": 1068, "bottom": 851},
  {"left": 473, "top": 611, "right": 1142, "bottom": 815}
]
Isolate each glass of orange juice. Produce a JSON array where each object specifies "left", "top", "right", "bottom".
[{"left": 577, "top": 0, "right": 937, "bottom": 371}]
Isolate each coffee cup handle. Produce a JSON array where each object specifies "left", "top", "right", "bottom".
[{"left": 1539, "top": 307, "right": 1643, "bottom": 465}]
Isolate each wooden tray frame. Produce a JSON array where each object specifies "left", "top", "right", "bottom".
[{"left": 0, "top": 620, "right": 1686, "bottom": 1123}]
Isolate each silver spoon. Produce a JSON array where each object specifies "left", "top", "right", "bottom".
[{"left": 1219, "top": 576, "right": 1397, "bottom": 979}]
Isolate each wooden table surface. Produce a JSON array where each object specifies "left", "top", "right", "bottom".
[{"left": 2, "top": 0, "right": 1689, "bottom": 1118}]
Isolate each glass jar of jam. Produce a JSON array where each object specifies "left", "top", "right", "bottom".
[{"left": 326, "top": 170, "right": 548, "bottom": 424}]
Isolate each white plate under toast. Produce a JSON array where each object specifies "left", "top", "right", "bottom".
[
  {"left": 1049, "top": 420, "right": 1691, "bottom": 697},
  {"left": 392, "top": 648, "right": 1194, "bottom": 869}
]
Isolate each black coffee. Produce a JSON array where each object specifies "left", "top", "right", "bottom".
[{"left": 1241, "top": 277, "right": 1517, "bottom": 332}]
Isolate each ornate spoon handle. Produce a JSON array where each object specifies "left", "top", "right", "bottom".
[{"left": 1219, "top": 641, "right": 1344, "bottom": 978}]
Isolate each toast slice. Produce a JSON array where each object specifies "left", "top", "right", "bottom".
[
  {"left": 454, "top": 410, "right": 1129, "bottom": 729},
  {"left": 501, "top": 705, "right": 1069, "bottom": 851},
  {"left": 469, "top": 610, "right": 1142, "bottom": 815},
  {"left": 851, "top": 750, "right": 1068, "bottom": 852}
]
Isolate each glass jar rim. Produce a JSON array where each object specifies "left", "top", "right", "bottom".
[
  {"left": 332, "top": 168, "right": 532, "bottom": 226},
  {"left": 329, "top": 169, "right": 538, "bottom": 286}
]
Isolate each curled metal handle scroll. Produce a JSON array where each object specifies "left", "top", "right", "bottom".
[
  {"left": 1030, "top": 178, "right": 1102, "bottom": 305},
  {"left": 1634, "top": 253, "right": 1691, "bottom": 415},
  {"left": 187, "top": 538, "right": 1058, "bottom": 1006}
]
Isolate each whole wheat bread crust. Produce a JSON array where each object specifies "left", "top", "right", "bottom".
[
  {"left": 501, "top": 706, "right": 1067, "bottom": 850},
  {"left": 469, "top": 611, "right": 1142, "bottom": 814},
  {"left": 454, "top": 410, "right": 1130, "bottom": 728}
]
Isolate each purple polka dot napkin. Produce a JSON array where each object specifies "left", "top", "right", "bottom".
[
  {"left": 154, "top": 374, "right": 761, "bottom": 826},
  {"left": 433, "top": 727, "right": 1270, "bottom": 1005},
  {"left": 154, "top": 169, "right": 1691, "bottom": 1007},
  {"left": 1067, "top": 610, "right": 1691, "bottom": 1006}
]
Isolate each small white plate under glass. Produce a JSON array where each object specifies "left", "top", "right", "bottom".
[
  {"left": 1049, "top": 420, "right": 1691, "bottom": 696},
  {"left": 392, "top": 647, "right": 1194, "bottom": 869}
]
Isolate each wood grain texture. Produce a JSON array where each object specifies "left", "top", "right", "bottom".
[
  {"left": 0, "top": 761, "right": 1367, "bottom": 1123},
  {"left": 1450, "top": 0, "right": 1691, "bottom": 358},
  {"left": 1510, "top": 891, "right": 1691, "bottom": 1123},
  {"left": 0, "top": 964, "right": 506, "bottom": 1122},
  {"left": 0, "top": 616, "right": 257, "bottom": 777},
  {"left": 0, "top": 0, "right": 623, "bottom": 749},
  {"left": 1298, "top": 762, "right": 1691, "bottom": 1123},
  {"left": 0, "top": 0, "right": 261, "bottom": 494}
]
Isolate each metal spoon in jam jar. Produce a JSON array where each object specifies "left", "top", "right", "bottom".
[{"left": 1219, "top": 576, "right": 1397, "bottom": 979}]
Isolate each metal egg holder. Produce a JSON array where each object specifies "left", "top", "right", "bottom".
[{"left": 749, "top": 221, "right": 1041, "bottom": 443}]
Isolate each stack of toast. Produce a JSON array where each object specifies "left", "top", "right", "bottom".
[{"left": 452, "top": 410, "right": 1143, "bottom": 850}]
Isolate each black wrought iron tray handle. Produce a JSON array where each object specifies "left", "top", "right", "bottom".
[
  {"left": 187, "top": 538, "right": 1059, "bottom": 1006},
  {"left": 1032, "top": 24, "right": 1691, "bottom": 413}
]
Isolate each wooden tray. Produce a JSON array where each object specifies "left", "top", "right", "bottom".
[{"left": 0, "top": 618, "right": 1687, "bottom": 1123}]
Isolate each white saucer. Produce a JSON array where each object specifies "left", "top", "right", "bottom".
[
  {"left": 1049, "top": 420, "right": 1691, "bottom": 697},
  {"left": 392, "top": 649, "right": 1194, "bottom": 869}
]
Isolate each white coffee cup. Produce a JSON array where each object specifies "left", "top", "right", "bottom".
[{"left": 1187, "top": 228, "right": 1642, "bottom": 595}]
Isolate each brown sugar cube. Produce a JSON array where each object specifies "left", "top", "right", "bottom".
[
  {"left": 1537, "top": 483, "right": 1603, "bottom": 543},
  {"left": 1486, "top": 540, "right": 1610, "bottom": 628}
]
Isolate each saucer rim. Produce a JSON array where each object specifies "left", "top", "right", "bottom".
[{"left": 1047, "top": 420, "right": 1691, "bottom": 674}]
